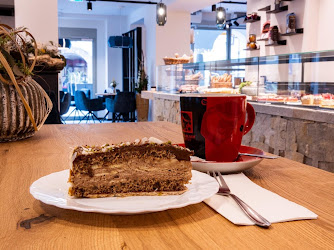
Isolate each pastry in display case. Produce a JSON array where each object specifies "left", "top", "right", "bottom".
[
  {"left": 163, "top": 53, "right": 193, "bottom": 65},
  {"left": 210, "top": 73, "right": 232, "bottom": 88},
  {"left": 156, "top": 50, "right": 334, "bottom": 111},
  {"left": 178, "top": 72, "right": 203, "bottom": 93}
]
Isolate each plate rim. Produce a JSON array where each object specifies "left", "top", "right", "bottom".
[{"left": 30, "top": 169, "right": 218, "bottom": 215}]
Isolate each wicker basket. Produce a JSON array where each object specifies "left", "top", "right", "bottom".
[
  {"left": 163, "top": 57, "right": 190, "bottom": 65},
  {"left": 0, "top": 24, "right": 52, "bottom": 142}
]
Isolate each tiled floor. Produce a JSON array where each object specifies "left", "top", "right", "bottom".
[
  {"left": 61, "top": 107, "right": 134, "bottom": 124},
  {"left": 61, "top": 107, "right": 110, "bottom": 124}
]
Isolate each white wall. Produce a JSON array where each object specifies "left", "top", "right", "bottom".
[
  {"left": 246, "top": 0, "right": 334, "bottom": 83},
  {"left": 15, "top": 0, "right": 58, "bottom": 44},
  {"left": 156, "top": 11, "right": 191, "bottom": 65},
  {"left": 127, "top": 5, "right": 157, "bottom": 88},
  {"left": 128, "top": 6, "right": 191, "bottom": 87},
  {"left": 246, "top": 0, "right": 307, "bottom": 57},
  {"left": 246, "top": 0, "right": 334, "bottom": 56}
]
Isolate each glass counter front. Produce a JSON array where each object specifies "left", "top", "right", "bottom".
[{"left": 156, "top": 50, "right": 334, "bottom": 110}]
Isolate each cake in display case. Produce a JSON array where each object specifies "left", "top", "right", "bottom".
[{"left": 156, "top": 50, "right": 334, "bottom": 110}]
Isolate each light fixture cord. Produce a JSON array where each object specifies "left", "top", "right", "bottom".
[{"left": 119, "top": 6, "right": 123, "bottom": 35}]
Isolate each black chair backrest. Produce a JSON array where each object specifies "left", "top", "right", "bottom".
[
  {"left": 60, "top": 92, "right": 72, "bottom": 115},
  {"left": 60, "top": 90, "right": 65, "bottom": 100},
  {"left": 80, "top": 88, "right": 91, "bottom": 99},
  {"left": 75, "top": 90, "right": 89, "bottom": 111},
  {"left": 110, "top": 92, "right": 136, "bottom": 113}
]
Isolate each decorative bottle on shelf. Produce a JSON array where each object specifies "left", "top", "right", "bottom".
[
  {"left": 286, "top": 13, "right": 296, "bottom": 33},
  {"left": 268, "top": 26, "right": 279, "bottom": 45},
  {"left": 274, "top": 0, "right": 281, "bottom": 10}
]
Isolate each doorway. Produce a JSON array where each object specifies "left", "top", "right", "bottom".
[{"left": 58, "top": 28, "right": 97, "bottom": 98}]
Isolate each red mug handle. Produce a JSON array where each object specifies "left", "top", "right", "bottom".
[{"left": 244, "top": 102, "right": 255, "bottom": 135}]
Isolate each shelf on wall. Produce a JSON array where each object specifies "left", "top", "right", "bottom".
[
  {"left": 265, "top": 40, "right": 287, "bottom": 46},
  {"left": 244, "top": 47, "right": 260, "bottom": 51},
  {"left": 258, "top": 5, "right": 288, "bottom": 13},
  {"left": 257, "top": 38, "right": 268, "bottom": 41},
  {"left": 258, "top": 6, "right": 270, "bottom": 11},
  {"left": 243, "top": 16, "right": 261, "bottom": 23},
  {"left": 281, "top": 28, "right": 304, "bottom": 36},
  {"left": 267, "top": 5, "right": 288, "bottom": 13}
]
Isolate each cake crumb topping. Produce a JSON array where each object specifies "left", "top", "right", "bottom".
[{"left": 72, "top": 137, "right": 192, "bottom": 159}]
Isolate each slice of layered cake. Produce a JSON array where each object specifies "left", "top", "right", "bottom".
[{"left": 69, "top": 137, "right": 193, "bottom": 198}]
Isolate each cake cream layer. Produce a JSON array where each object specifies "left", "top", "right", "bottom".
[{"left": 70, "top": 158, "right": 192, "bottom": 187}]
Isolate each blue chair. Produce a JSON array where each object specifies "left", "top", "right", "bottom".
[
  {"left": 65, "top": 88, "right": 91, "bottom": 122},
  {"left": 104, "top": 92, "right": 136, "bottom": 122},
  {"left": 74, "top": 90, "right": 105, "bottom": 123}
]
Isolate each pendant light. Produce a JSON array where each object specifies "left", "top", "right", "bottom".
[
  {"left": 156, "top": 1, "right": 167, "bottom": 26},
  {"left": 87, "top": 1, "right": 92, "bottom": 11},
  {"left": 216, "top": 6, "right": 226, "bottom": 29},
  {"left": 108, "top": 6, "right": 133, "bottom": 48}
]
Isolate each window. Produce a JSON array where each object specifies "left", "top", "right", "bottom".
[
  {"left": 59, "top": 39, "right": 93, "bottom": 96},
  {"left": 193, "top": 28, "right": 246, "bottom": 62},
  {"left": 231, "top": 29, "right": 246, "bottom": 59}
]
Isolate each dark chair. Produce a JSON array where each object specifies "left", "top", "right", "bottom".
[
  {"left": 44, "top": 91, "right": 62, "bottom": 124},
  {"left": 65, "top": 88, "right": 92, "bottom": 122},
  {"left": 80, "top": 88, "right": 91, "bottom": 99},
  {"left": 74, "top": 90, "right": 105, "bottom": 123},
  {"left": 59, "top": 91, "right": 72, "bottom": 123},
  {"left": 104, "top": 92, "right": 136, "bottom": 122}
]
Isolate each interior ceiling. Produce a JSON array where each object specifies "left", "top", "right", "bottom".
[{"left": 58, "top": 0, "right": 246, "bottom": 16}]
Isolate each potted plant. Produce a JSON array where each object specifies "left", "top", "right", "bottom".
[
  {"left": 135, "top": 59, "right": 149, "bottom": 121},
  {"left": 110, "top": 79, "right": 118, "bottom": 93},
  {"left": 0, "top": 25, "right": 52, "bottom": 142}
]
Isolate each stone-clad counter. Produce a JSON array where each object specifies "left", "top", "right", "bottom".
[{"left": 142, "top": 91, "right": 334, "bottom": 172}]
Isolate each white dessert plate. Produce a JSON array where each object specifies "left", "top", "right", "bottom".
[
  {"left": 30, "top": 170, "right": 218, "bottom": 215},
  {"left": 191, "top": 145, "right": 264, "bottom": 174}
]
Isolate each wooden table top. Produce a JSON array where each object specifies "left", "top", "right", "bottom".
[{"left": 1, "top": 122, "right": 333, "bottom": 249}]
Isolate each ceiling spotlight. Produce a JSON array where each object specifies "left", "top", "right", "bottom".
[
  {"left": 233, "top": 20, "right": 239, "bottom": 26},
  {"left": 216, "top": 7, "right": 226, "bottom": 29},
  {"left": 87, "top": 1, "right": 92, "bottom": 11},
  {"left": 156, "top": 1, "right": 167, "bottom": 26}
]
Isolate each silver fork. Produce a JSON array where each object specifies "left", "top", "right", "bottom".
[{"left": 208, "top": 171, "right": 271, "bottom": 228}]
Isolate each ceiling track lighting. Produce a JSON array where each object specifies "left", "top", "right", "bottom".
[
  {"left": 233, "top": 20, "right": 239, "bottom": 26},
  {"left": 216, "top": 6, "right": 226, "bottom": 29},
  {"left": 156, "top": 1, "right": 167, "bottom": 26},
  {"left": 87, "top": 1, "right": 92, "bottom": 10}
]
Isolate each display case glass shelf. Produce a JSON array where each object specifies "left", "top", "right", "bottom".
[{"left": 156, "top": 50, "right": 334, "bottom": 110}]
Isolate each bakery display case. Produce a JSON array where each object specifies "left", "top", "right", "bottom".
[{"left": 156, "top": 50, "right": 334, "bottom": 110}]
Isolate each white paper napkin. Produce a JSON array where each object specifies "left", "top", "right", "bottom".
[{"left": 204, "top": 173, "right": 318, "bottom": 225}]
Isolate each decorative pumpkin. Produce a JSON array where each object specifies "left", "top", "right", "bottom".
[{"left": 0, "top": 24, "right": 52, "bottom": 142}]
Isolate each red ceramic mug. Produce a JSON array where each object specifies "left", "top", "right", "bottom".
[{"left": 180, "top": 94, "right": 255, "bottom": 162}]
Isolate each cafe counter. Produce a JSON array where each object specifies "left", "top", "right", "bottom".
[{"left": 141, "top": 90, "right": 334, "bottom": 172}]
